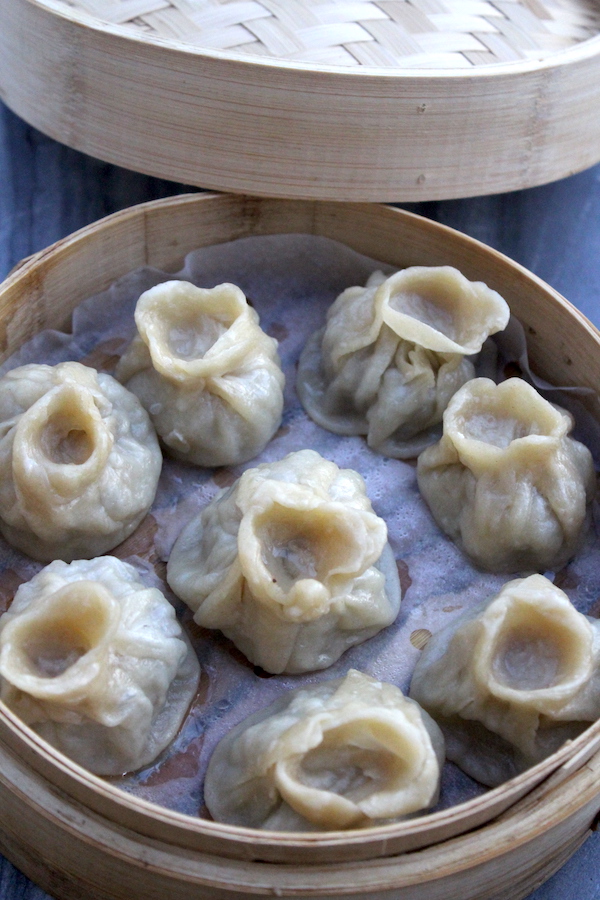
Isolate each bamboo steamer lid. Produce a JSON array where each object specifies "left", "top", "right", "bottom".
[
  {"left": 1, "top": 193, "right": 600, "bottom": 899},
  {"left": 1, "top": 0, "right": 600, "bottom": 200}
]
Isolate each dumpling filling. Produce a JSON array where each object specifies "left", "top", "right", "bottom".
[
  {"left": 41, "top": 408, "right": 96, "bottom": 466},
  {"left": 167, "top": 313, "right": 228, "bottom": 360}
]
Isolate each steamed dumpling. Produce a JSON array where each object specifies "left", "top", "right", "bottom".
[
  {"left": 297, "top": 267, "right": 510, "bottom": 458},
  {"left": 0, "top": 361, "right": 162, "bottom": 562},
  {"left": 167, "top": 449, "right": 401, "bottom": 674},
  {"left": 417, "top": 377, "right": 596, "bottom": 573},
  {"left": 410, "top": 575, "right": 600, "bottom": 786},
  {"left": 205, "top": 669, "right": 444, "bottom": 830},
  {"left": 116, "top": 280, "right": 285, "bottom": 466},
  {"left": 0, "top": 557, "right": 200, "bottom": 775}
]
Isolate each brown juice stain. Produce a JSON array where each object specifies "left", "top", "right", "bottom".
[
  {"left": 0, "top": 569, "right": 27, "bottom": 613},
  {"left": 184, "top": 618, "right": 215, "bottom": 645},
  {"left": 410, "top": 628, "right": 432, "bottom": 651},
  {"left": 396, "top": 559, "right": 412, "bottom": 598},
  {"left": 213, "top": 468, "right": 237, "bottom": 489},
  {"left": 142, "top": 734, "right": 205, "bottom": 787},
  {"left": 112, "top": 514, "right": 159, "bottom": 564},
  {"left": 79, "top": 337, "right": 128, "bottom": 373},
  {"left": 553, "top": 566, "right": 581, "bottom": 592},
  {"left": 443, "top": 605, "right": 463, "bottom": 613},
  {"left": 589, "top": 598, "right": 600, "bottom": 618},
  {"left": 189, "top": 667, "right": 212, "bottom": 711},
  {"left": 268, "top": 323, "right": 289, "bottom": 342},
  {"left": 503, "top": 362, "right": 523, "bottom": 379},
  {"left": 223, "top": 637, "right": 271, "bottom": 675},
  {"left": 135, "top": 670, "right": 211, "bottom": 788}
]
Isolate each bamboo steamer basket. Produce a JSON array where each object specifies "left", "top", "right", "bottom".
[
  {"left": 1, "top": 193, "right": 600, "bottom": 899},
  {"left": 2, "top": 0, "right": 600, "bottom": 201}
]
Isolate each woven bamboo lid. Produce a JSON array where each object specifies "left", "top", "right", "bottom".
[
  {"left": 48, "top": 0, "right": 600, "bottom": 68},
  {"left": 1, "top": 0, "right": 600, "bottom": 199}
]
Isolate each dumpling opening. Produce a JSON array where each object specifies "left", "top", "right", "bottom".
[
  {"left": 298, "top": 719, "right": 417, "bottom": 803},
  {"left": 273, "top": 712, "right": 430, "bottom": 827},
  {"left": 454, "top": 380, "right": 562, "bottom": 448},
  {"left": 2, "top": 582, "right": 116, "bottom": 684},
  {"left": 42, "top": 412, "right": 95, "bottom": 465},
  {"left": 388, "top": 285, "right": 457, "bottom": 342},
  {"left": 490, "top": 607, "right": 586, "bottom": 692},
  {"left": 461, "top": 411, "right": 534, "bottom": 448},
  {"left": 11, "top": 380, "right": 114, "bottom": 504},
  {"left": 381, "top": 268, "right": 509, "bottom": 353},
  {"left": 133, "top": 282, "right": 254, "bottom": 381},
  {"left": 166, "top": 310, "right": 229, "bottom": 360},
  {"left": 257, "top": 504, "right": 359, "bottom": 591},
  {"left": 24, "top": 625, "right": 90, "bottom": 678}
]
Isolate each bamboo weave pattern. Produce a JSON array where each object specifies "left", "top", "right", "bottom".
[{"left": 57, "top": 0, "right": 600, "bottom": 67}]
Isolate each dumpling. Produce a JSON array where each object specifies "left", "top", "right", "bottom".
[
  {"left": 116, "top": 280, "right": 285, "bottom": 467},
  {"left": 0, "top": 556, "right": 200, "bottom": 775},
  {"left": 409, "top": 575, "right": 600, "bottom": 786},
  {"left": 417, "top": 377, "right": 596, "bottom": 573},
  {"left": 0, "top": 361, "right": 162, "bottom": 562},
  {"left": 205, "top": 669, "right": 445, "bottom": 830},
  {"left": 297, "top": 267, "right": 510, "bottom": 458},
  {"left": 167, "top": 449, "right": 401, "bottom": 674}
]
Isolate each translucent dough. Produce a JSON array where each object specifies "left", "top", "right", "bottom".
[
  {"left": 205, "top": 670, "right": 444, "bottom": 830},
  {"left": 409, "top": 575, "right": 600, "bottom": 786},
  {"left": 297, "top": 267, "right": 510, "bottom": 458},
  {"left": 417, "top": 377, "right": 596, "bottom": 573},
  {"left": 0, "top": 557, "right": 200, "bottom": 775},
  {"left": 116, "top": 281, "right": 285, "bottom": 466},
  {"left": 167, "top": 449, "right": 401, "bottom": 674},
  {"left": 0, "top": 361, "right": 162, "bottom": 562}
]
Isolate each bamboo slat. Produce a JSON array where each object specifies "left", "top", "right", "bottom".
[{"left": 2, "top": 0, "right": 600, "bottom": 199}]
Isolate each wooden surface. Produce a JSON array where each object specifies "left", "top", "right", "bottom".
[
  {"left": 3, "top": 98, "right": 600, "bottom": 898},
  {"left": 2, "top": 0, "right": 600, "bottom": 201}
]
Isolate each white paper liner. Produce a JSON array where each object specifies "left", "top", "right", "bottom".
[{"left": 1, "top": 234, "right": 599, "bottom": 822}]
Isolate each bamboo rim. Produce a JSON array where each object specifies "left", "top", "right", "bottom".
[
  {"left": 3, "top": 2, "right": 600, "bottom": 199},
  {"left": 0, "top": 194, "right": 600, "bottom": 867},
  {"left": 1, "top": 701, "right": 600, "bottom": 898}
]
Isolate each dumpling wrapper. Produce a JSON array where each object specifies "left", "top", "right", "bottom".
[
  {"left": 0, "top": 556, "right": 200, "bottom": 775},
  {"left": 205, "top": 669, "right": 445, "bottom": 830},
  {"left": 417, "top": 377, "right": 596, "bottom": 573},
  {"left": 410, "top": 574, "right": 600, "bottom": 786},
  {"left": 297, "top": 267, "right": 510, "bottom": 458},
  {"left": 117, "top": 280, "right": 285, "bottom": 467},
  {"left": 0, "top": 361, "right": 162, "bottom": 562},
  {"left": 167, "top": 449, "right": 401, "bottom": 674}
]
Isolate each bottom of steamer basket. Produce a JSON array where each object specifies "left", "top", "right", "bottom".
[
  {"left": 1, "top": 193, "right": 600, "bottom": 899},
  {"left": 1, "top": 734, "right": 600, "bottom": 900}
]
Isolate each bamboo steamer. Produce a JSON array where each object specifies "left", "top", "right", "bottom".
[
  {"left": 2, "top": 0, "right": 600, "bottom": 201},
  {"left": 2, "top": 193, "right": 600, "bottom": 899}
]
